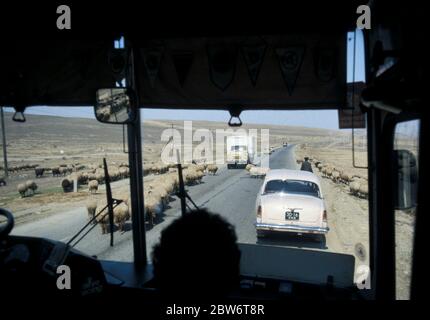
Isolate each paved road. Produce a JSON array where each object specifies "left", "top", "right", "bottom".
[{"left": 12, "top": 145, "right": 340, "bottom": 262}]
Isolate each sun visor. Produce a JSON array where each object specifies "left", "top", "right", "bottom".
[
  {"left": 0, "top": 39, "right": 116, "bottom": 107},
  {"left": 137, "top": 34, "right": 347, "bottom": 110}
]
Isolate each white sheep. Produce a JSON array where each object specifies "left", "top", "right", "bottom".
[
  {"left": 358, "top": 183, "right": 369, "bottom": 198},
  {"left": 340, "top": 171, "right": 352, "bottom": 184},
  {"left": 25, "top": 180, "right": 38, "bottom": 195},
  {"left": 86, "top": 201, "right": 97, "bottom": 222},
  {"left": 349, "top": 181, "right": 361, "bottom": 196},
  {"left": 114, "top": 203, "right": 130, "bottom": 232},
  {"left": 144, "top": 193, "right": 163, "bottom": 226},
  {"left": 17, "top": 183, "right": 28, "bottom": 197},
  {"left": 331, "top": 170, "right": 340, "bottom": 183},
  {"left": 245, "top": 164, "right": 255, "bottom": 171},
  {"left": 249, "top": 166, "right": 269, "bottom": 178},
  {"left": 88, "top": 180, "right": 99, "bottom": 194},
  {"left": 206, "top": 164, "right": 218, "bottom": 175}
]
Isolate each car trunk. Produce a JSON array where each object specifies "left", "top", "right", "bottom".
[{"left": 260, "top": 193, "right": 323, "bottom": 226}]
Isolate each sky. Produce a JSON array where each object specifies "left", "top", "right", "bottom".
[{"left": 3, "top": 31, "right": 365, "bottom": 130}]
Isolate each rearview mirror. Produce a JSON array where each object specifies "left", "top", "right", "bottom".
[{"left": 94, "top": 88, "right": 135, "bottom": 124}]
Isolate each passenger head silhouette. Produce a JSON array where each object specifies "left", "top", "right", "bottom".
[{"left": 152, "top": 209, "right": 241, "bottom": 300}]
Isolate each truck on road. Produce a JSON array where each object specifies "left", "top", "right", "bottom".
[{"left": 226, "top": 135, "right": 256, "bottom": 169}]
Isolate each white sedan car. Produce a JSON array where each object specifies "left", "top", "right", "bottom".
[{"left": 255, "top": 169, "right": 329, "bottom": 238}]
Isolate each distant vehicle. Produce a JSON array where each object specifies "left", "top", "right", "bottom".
[
  {"left": 226, "top": 135, "right": 255, "bottom": 169},
  {"left": 255, "top": 169, "right": 329, "bottom": 239},
  {"left": 283, "top": 142, "right": 288, "bottom": 147}
]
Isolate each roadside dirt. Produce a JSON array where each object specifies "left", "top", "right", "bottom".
[{"left": 301, "top": 151, "right": 413, "bottom": 299}]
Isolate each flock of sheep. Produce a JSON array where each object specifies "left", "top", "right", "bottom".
[
  {"left": 0, "top": 163, "right": 39, "bottom": 173},
  {"left": 60, "top": 163, "right": 130, "bottom": 193},
  {"left": 86, "top": 162, "right": 219, "bottom": 233},
  {"left": 304, "top": 158, "right": 369, "bottom": 199},
  {"left": 245, "top": 157, "right": 368, "bottom": 200}
]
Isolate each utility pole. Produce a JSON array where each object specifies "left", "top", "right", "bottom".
[{"left": 0, "top": 107, "right": 8, "bottom": 177}]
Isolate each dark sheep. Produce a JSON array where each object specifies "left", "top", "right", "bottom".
[
  {"left": 35, "top": 167, "right": 45, "bottom": 178},
  {"left": 52, "top": 168, "right": 61, "bottom": 177}
]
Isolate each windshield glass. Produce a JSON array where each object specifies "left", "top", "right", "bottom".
[
  {"left": 264, "top": 179, "right": 320, "bottom": 198},
  {"left": 0, "top": 107, "right": 370, "bottom": 288}
]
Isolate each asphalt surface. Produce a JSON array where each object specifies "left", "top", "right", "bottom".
[{"left": 12, "top": 145, "right": 338, "bottom": 262}]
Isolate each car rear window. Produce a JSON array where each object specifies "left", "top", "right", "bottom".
[{"left": 264, "top": 179, "right": 320, "bottom": 198}]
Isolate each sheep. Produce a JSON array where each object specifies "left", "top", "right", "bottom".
[
  {"left": 17, "top": 183, "right": 28, "bottom": 197},
  {"left": 108, "top": 167, "right": 121, "bottom": 181},
  {"left": 249, "top": 166, "right": 269, "bottom": 178},
  {"left": 117, "top": 192, "right": 130, "bottom": 207},
  {"left": 191, "top": 163, "right": 207, "bottom": 172},
  {"left": 52, "top": 167, "right": 61, "bottom": 177},
  {"left": 206, "top": 164, "right": 218, "bottom": 175},
  {"left": 340, "top": 172, "right": 352, "bottom": 184},
  {"left": 182, "top": 169, "right": 202, "bottom": 185},
  {"left": 61, "top": 177, "right": 74, "bottom": 193},
  {"left": 325, "top": 167, "right": 333, "bottom": 179},
  {"left": 96, "top": 173, "right": 105, "bottom": 184},
  {"left": 358, "top": 183, "right": 369, "bottom": 199},
  {"left": 119, "top": 166, "right": 129, "bottom": 179},
  {"left": 331, "top": 170, "right": 340, "bottom": 183},
  {"left": 245, "top": 164, "right": 255, "bottom": 171},
  {"left": 86, "top": 201, "right": 97, "bottom": 223},
  {"left": 25, "top": 180, "right": 38, "bottom": 195},
  {"left": 113, "top": 203, "right": 130, "bottom": 232},
  {"left": 144, "top": 193, "right": 163, "bottom": 226},
  {"left": 95, "top": 204, "right": 111, "bottom": 234},
  {"left": 349, "top": 181, "right": 361, "bottom": 196},
  {"left": 75, "top": 164, "right": 86, "bottom": 171},
  {"left": 58, "top": 167, "right": 67, "bottom": 176},
  {"left": 78, "top": 172, "right": 89, "bottom": 185},
  {"left": 149, "top": 163, "right": 169, "bottom": 175},
  {"left": 35, "top": 167, "right": 45, "bottom": 178},
  {"left": 88, "top": 173, "right": 97, "bottom": 181},
  {"left": 165, "top": 173, "right": 179, "bottom": 193},
  {"left": 88, "top": 180, "right": 99, "bottom": 194},
  {"left": 156, "top": 176, "right": 176, "bottom": 196},
  {"left": 95, "top": 200, "right": 128, "bottom": 234},
  {"left": 148, "top": 185, "right": 169, "bottom": 208}
]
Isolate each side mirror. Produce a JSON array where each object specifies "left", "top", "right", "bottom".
[
  {"left": 94, "top": 88, "right": 135, "bottom": 124},
  {"left": 393, "top": 149, "right": 418, "bottom": 210}
]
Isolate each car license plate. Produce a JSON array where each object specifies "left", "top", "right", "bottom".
[{"left": 285, "top": 211, "right": 299, "bottom": 220}]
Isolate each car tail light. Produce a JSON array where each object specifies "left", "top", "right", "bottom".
[
  {"left": 257, "top": 205, "right": 262, "bottom": 219},
  {"left": 322, "top": 210, "right": 328, "bottom": 223}
]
